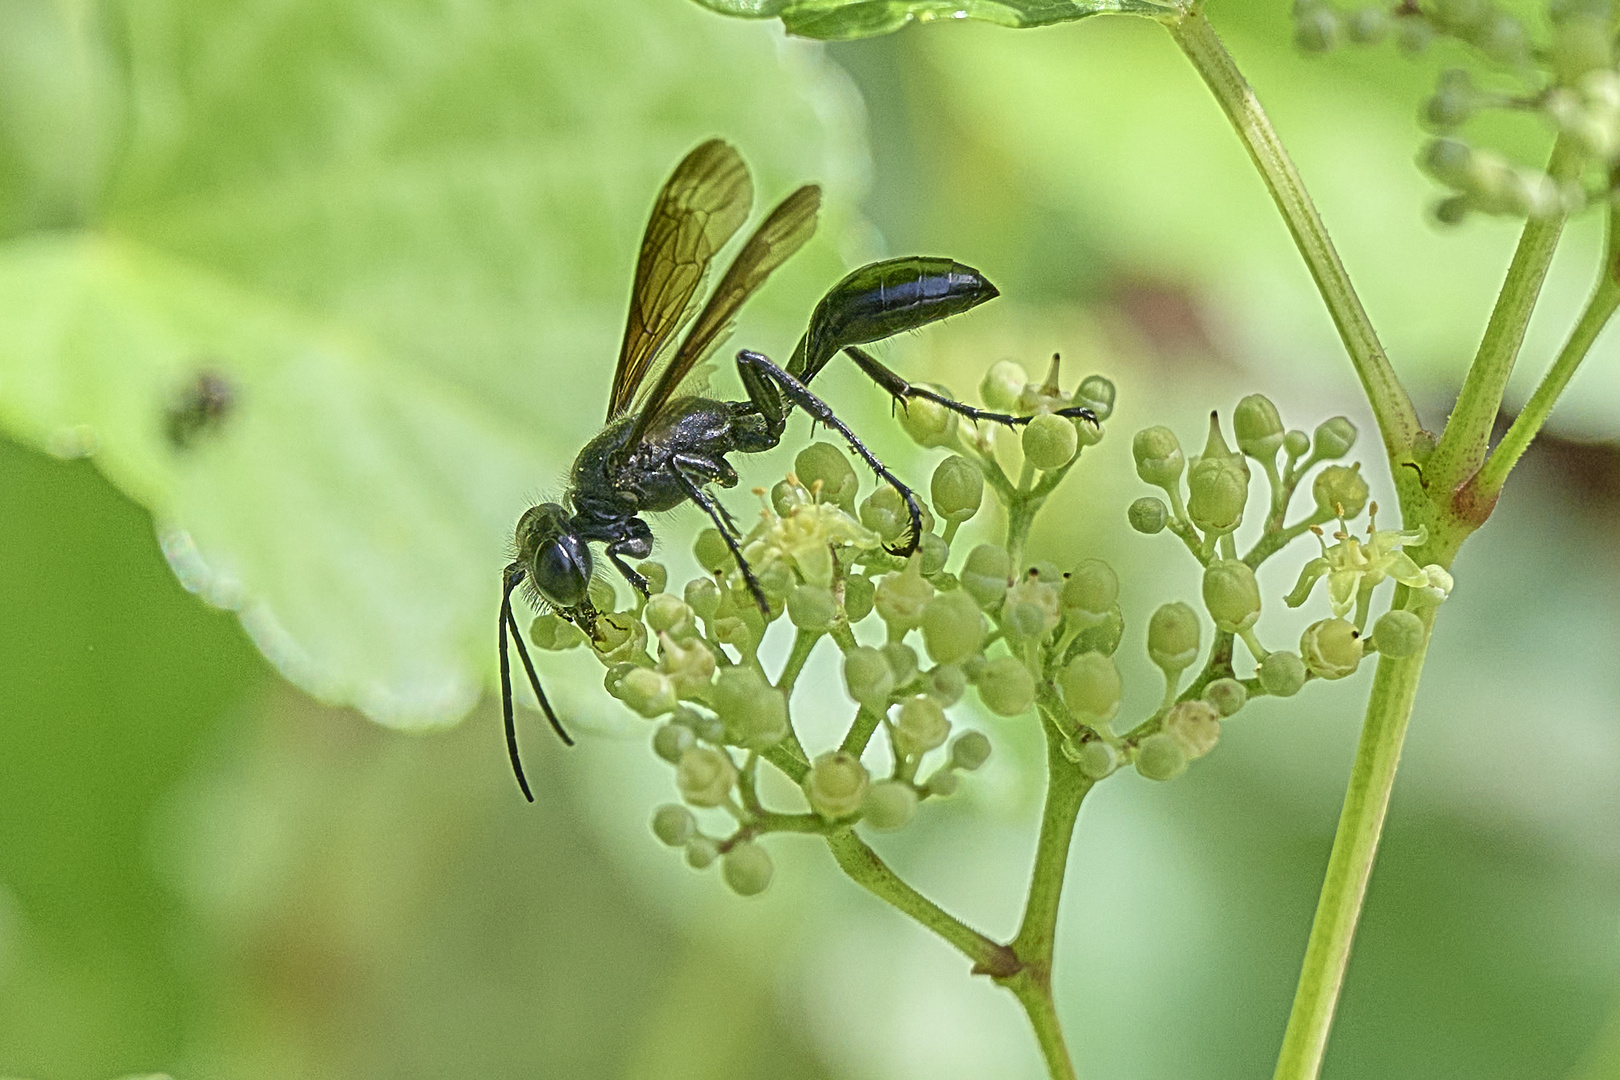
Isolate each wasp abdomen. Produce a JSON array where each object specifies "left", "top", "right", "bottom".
[{"left": 790, "top": 257, "right": 999, "bottom": 381}]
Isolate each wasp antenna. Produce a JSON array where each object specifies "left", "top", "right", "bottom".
[
  {"left": 507, "top": 603, "right": 574, "bottom": 748},
  {"left": 499, "top": 570, "right": 536, "bottom": 802}
]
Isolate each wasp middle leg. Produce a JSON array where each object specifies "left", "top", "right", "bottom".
[
  {"left": 735, "top": 348, "right": 927, "bottom": 556},
  {"left": 839, "top": 346, "right": 1099, "bottom": 429},
  {"left": 671, "top": 457, "right": 771, "bottom": 615}
]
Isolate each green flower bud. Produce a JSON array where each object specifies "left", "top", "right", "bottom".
[
  {"left": 711, "top": 615, "right": 753, "bottom": 648},
  {"left": 645, "top": 593, "right": 697, "bottom": 639},
  {"left": 603, "top": 661, "right": 638, "bottom": 699},
  {"left": 1258, "top": 650, "right": 1308, "bottom": 697},
  {"left": 1421, "top": 137, "right": 1473, "bottom": 188},
  {"left": 928, "top": 663, "right": 968, "bottom": 706},
  {"left": 671, "top": 704, "right": 727, "bottom": 745},
  {"left": 685, "top": 576, "right": 722, "bottom": 620},
  {"left": 882, "top": 641, "right": 920, "bottom": 689},
  {"left": 844, "top": 646, "right": 897, "bottom": 710},
  {"left": 861, "top": 780, "right": 919, "bottom": 831},
  {"left": 1135, "top": 732, "right": 1188, "bottom": 781},
  {"left": 981, "top": 360, "right": 1029, "bottom": 412},
  {"left": 615, "top": 667, "right": 673, "bottom": 718},
  {"left": 1372, "top": 608, "right": 1425, "bottom": 658},
  {"left": 874, "top": 556, "right": 935, "bottom": 633},
  {"left": 722, "top": 841, "right": 774, "bottom": 896},
  {"left": 1128, "top": 496, "right": 1169, "bottom": 535},
  {"left": 1313, "top": 463, "right": 1370, "bottom": 519},
  {"left": 694, "top": 528, "right": 734, "bottom": 573},
  {"left": 860, "top": 484, "right": 911, "bottom": 545},
  {"left": 1397, "top": 15, "right": 1433, "bottom": 54},
  {"left": 594, "top": 612, "right": 649, "bottom": 665},
  {"left": 960, "top": 544, "right": 1012, "bottom": 607},
  {"left": 1346, "top": 6, "right": 1389, "bottom": 43},
  {"left": 1163, "top": 700, "right": 1221, "bottom": 760},
  {"left": 1147, "top": 602, "right": 1201, "bottom": 678},
  {"left": 529, "top": 613, "right": 586, "bottom": 651},
  {"left": 637, "top": 561, "right": 669, "bottom": 597},
  {"left": 1477, "top": 12, "right": 1527, "bottom": 65},
  {"left": 1060, "top": 651, "right": 1122, "bottom": 729},
  {"left": 1062, "top": 559, "right": 1119, "bottom": 619},
  {"left": 1132, "top": 426, "right": 1185, "bottom": 489},
  {"left": 1283, "top": 429, "right": 1311, "bottom": 459},
  {"left": 787, "top": 583, "right": 839, "bottom": 632},
  {"left": 976, "top": 656, "right": 1036, "bottom": 717},
  {"left": 931, "top": 454, "right": 984, "bottom": 523},
  {"left": 926, "top": 769, "right": 960, "bottom": 798},
  {"left": 918, "top": 531, "right": 951, "bottom": 577},
  {"left": 1234, "top": 394, "right": 1285, "bottom": 460},
  {"left": 1312, "top": 416, "right": 1358, "bottom": 460},
  {"left": 711, "top": 666, "right": 789, "bottom": 749},
  {"left": 795, "top": 441, "right": 859, "bottom": 510},
  {"left": 1075, "top": 739, "right": 1117, "bottom": 779},
  {"left": 899, "top": 384, "right": 959, "bottom": 448},
  {"left": 770, "top": 478, "right": 800, "bottom": 517},
  {"left": 1075, "top": 375, "right": 1116, "bottom": 421},
  {"left": 1001, "top": 574, "right": 1062, "bottom": 641},
  {"left": 685, "top": 835, "right": 719, "bottom": 869},
  {"left": 1202, "top": 559, "right": 1262, "bottom": 634},
  {"left": 1301, "top": 617, "right": 1363, "bottom": 680},
  {"left": 921, "top": 589, "right": 986, "bottom": 665},
  {"left": 1071, "top": 604, "right": 1125, "bottom": 658},
  {"left": 1186, "top": 455, "right": 1249, "bottom": 535},
  {"left": 1022, "top": 413, "right": 1079, "bottom": 470},
  {"left": 653, "top": 722, "right": 696, "bottom": 764},
  {"left": 842, "top": 574, "right": 875, "bottom": 622},
  {"left": 652, "top": 804, "right": 696, "bottom": 846},
  {"left": 1203, "top": 678, "right": 1248, "bottom": 718},
  {"left": 950, "top": 730, "right": 992, "bottom": 771},
  {"left": 676, "top": 746, "right": 737, "bottom": 808},
  {"left": 1295, "top": 5, "right": 1338, "bottom": 52},
  {"left": 1423, "top": 69, "right": 1476, "bottom": 130},
  {"left": 755, "top": 561, "right": 796, "bottom": 604},
  {"left": 658, "top": 634, "right": 716, "bottom": 698},
  {"left": 803, "top": 750, "right": 871, "bottom": 820},
  {"left": 587, "top": 576, "right": 618, "bottom": 615},
  {"left": 894, "top": 695, "right": 951, "bottom": 756}
]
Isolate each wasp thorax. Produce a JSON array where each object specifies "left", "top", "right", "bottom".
[{"left": 516, "top": 502, "right": 593, "bottom": 608}]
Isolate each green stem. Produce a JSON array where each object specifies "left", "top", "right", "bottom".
[
  {"left": 1429, "top": 136, "right": 1584, "bottom": 494},
  {"left": 1010, "top": 728, "right": 1093, "bottom": 962},
  {"left": 823, "top": 830, "right": 1019, "bottom": 978},
  {"left": 1006, "top": 972, "right": 1079, "bottom": 1080},
  {"left": 1473, "top": 269, "right": 1620, "bottom": 499},
  {"left": 840, "top": 706, "right": 884, "bottom": 756},
  {"left": 1167, "top": 10, "right": 1421, "bottom": 464},
  {"left": 777, "top": 627, "right": 821, "bottom": 696},
  {"left": 1272, "top": 596, "right": 1437, "bottom": 1080}
]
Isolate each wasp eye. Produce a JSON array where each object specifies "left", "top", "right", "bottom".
[{"left": 532, "top": 535, "right": 592, "bottom": 608}]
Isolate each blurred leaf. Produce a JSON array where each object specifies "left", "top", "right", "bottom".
[
  {"left": 691, "top": 0, "right": 1184, "bottom": 40},
  {"left": 0, "top": 0, "right": 867, "bottom": 727}
]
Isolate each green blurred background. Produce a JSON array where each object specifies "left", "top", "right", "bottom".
[{"left": 1, "top": 1, "right": 1618, "bottom": 1078}]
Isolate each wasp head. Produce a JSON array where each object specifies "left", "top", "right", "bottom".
[{"left": 514, "top": 502, "right": 593, "bottom": 609}]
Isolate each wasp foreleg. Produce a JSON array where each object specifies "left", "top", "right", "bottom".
[{"left": 735, "top": 349, "right": 926, "bottom": 558}]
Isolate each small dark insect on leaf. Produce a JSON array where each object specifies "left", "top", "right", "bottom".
[
  {"left": 498, "top": 139, "right": 1088, "bottom": 801},
  {"left": 165, "top": 369, "right": 236, "bottom": 451}
]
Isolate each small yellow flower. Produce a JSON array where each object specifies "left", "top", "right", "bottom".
[
  {"left": 1285, "top": 507, "right": 1436, "bottom": 618},
  {"left": 735, "top": 474, "right": 879, "bottom": 589}
]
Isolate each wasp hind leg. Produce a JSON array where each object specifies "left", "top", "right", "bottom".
[{"left": 735, "top": 349, "right": 927, "bottom": 558}]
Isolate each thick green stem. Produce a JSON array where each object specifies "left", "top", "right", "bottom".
[
  {"left": 1011, "top": 730, "right": 1093, "bottom": 961},
  {"left": 1007, "top": 971, "right": 1079, "bottom": 1080},
  {"left": 1272, "top": 596, "right": 1437, "bottom": 1080},
  {"left": 1473, "top": 267, "right": 1620, "bottom": 500},
  {"left": 1167, "top": 10, "right": 1421, "bottom": 466},
  {"left": 823, "top": 830, "right": 1019, "bottom": 978},
  {"left": 1429, "top": 137, "right": 1585, "bottom": 494}
]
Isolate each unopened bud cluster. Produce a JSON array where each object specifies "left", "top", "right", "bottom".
[{"left": 1296, "top": 0, "right": 1620, "bottom": 221}]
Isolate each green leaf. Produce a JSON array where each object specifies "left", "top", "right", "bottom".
[
  {"left": 690, "top": 0, "right": 1185, "bottom": 41},
  {"left": 0, "top": 0, "right": 868, "bottom": 728}
]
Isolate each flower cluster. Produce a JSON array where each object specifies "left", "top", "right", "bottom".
[{"left": 1294, "top": 0, "right": 1620, "bottom": 222}]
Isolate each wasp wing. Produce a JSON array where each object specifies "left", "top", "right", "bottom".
[
  {"left": 626, "top": 184, "right": 821, "bottom": 444},
  {"left": 606, "top": 140, "right": 753, "bottom": 421}
]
